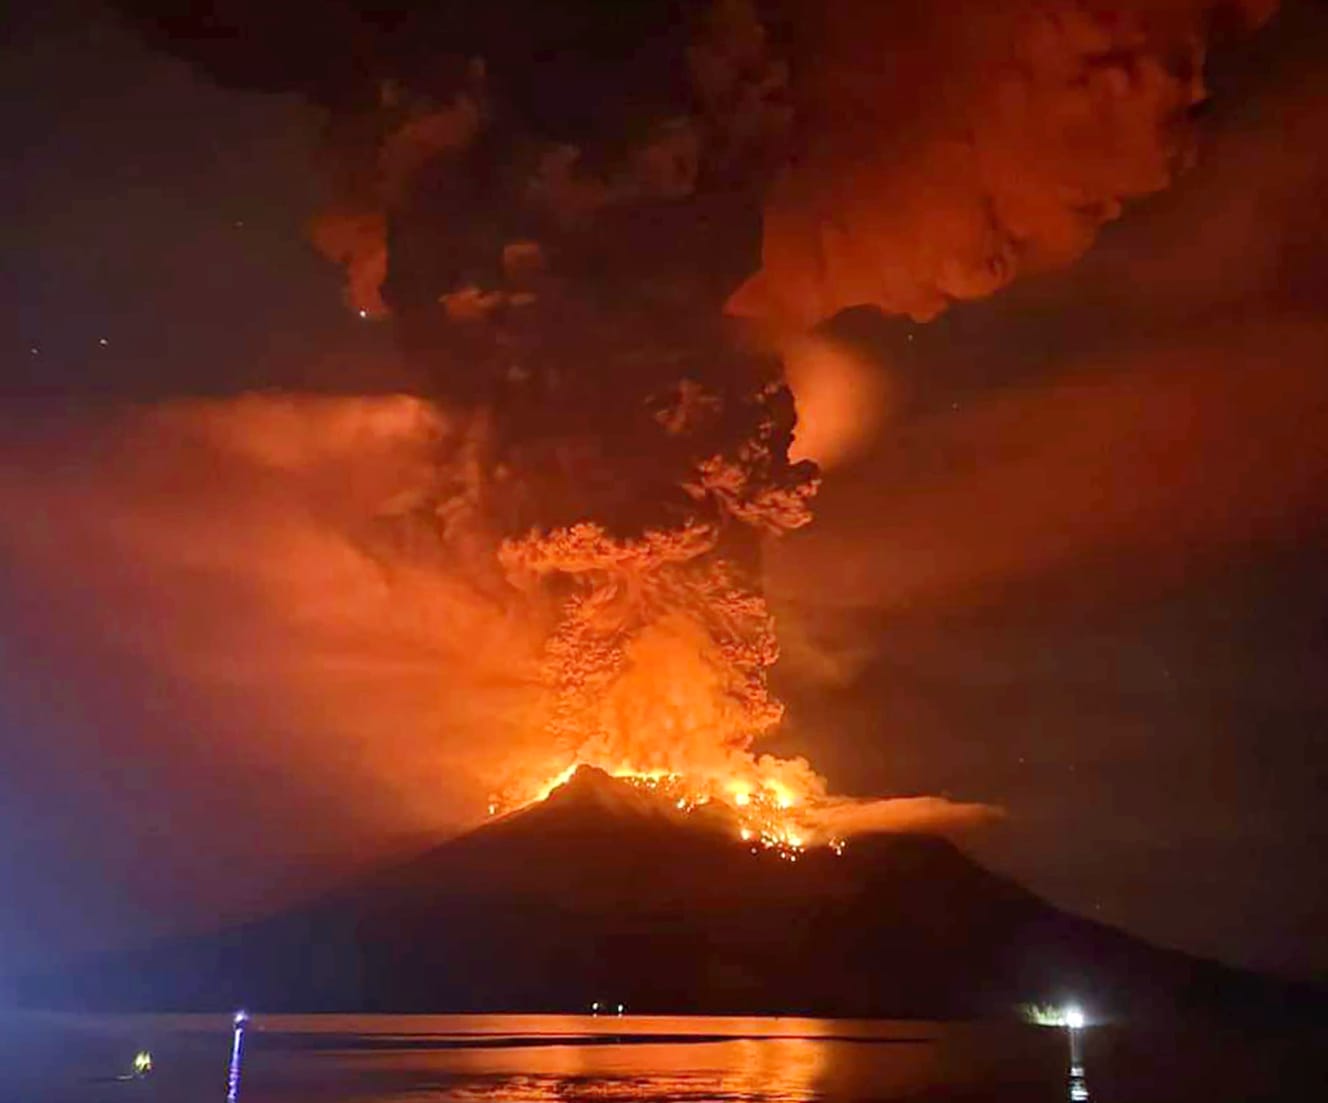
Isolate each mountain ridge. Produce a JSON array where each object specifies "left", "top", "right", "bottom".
[{"left": 14, "top": 768, "right": 1324, "bottom": 1021}]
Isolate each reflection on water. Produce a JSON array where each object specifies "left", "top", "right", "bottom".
[
  {"left": 227, "top": 1010, "right": 249, "bottom": 1103},
  {"left": 1068, "top": 1062, "right": 1090, "bottom": 1103},
  {"left": 248, "top": 1017, "right": 957, "bottom": 1103},
  {"left": 1, "top": 1011, "right": 1318, "bottom": 1102},
  {"left": 0, "top": 1014, "right": 1047, "bottom": 1102},
  {"left": 1067, "top": 1024, "right": 1090, "bottom": 1102},
  {"left": 414, "top": 1036, "right": 829, "bottom": 1102}
]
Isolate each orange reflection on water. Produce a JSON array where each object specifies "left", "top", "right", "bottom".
[
  {"left": 270, "top": 1015, "right": 946, "bottom": 1102},
  {"left": 435, "top": 1035, "right": 829, "bottom": 1101}
]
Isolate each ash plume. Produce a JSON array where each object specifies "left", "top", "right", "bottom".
[
  {"left": 0, "top": 397, "right": 543, "bottom": 831},
  {"left": 733, "top": 0, "right": 1279, "bottom": 327},
  {"left": 88, "top": 0, "right": 1277, "bottom": 838}
]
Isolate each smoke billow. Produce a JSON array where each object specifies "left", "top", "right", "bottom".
[
  {"left": 0, "top": 397, "right": 543, "bottom": 838},
  {"left": 74, "top": 0, "right": 1276, "bottom": 840},
  {"left": 732, "top": 0, "right": 1278, "bottom": 328},
  {"left": 769, "top": 20, "right": 1328, "bottom": 623}
]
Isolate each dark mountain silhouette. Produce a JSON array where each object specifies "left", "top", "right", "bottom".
[{"left": 14, "top": 768, "right": 1322, "bottom": 1019}]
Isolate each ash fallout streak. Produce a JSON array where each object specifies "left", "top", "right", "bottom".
[{"left": 98, "top": 0, "right": 1278, "bottom": 851}]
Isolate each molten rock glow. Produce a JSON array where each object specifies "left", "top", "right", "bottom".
[{"left": 501, "top": 762, "right": 1000, "bottom": 855}]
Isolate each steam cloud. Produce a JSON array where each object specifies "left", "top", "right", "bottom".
[{"left": 65, "top": 0, "right": 1276, "bottom": 841}]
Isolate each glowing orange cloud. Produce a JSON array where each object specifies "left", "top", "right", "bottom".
[
  {"left": 781, "top": 333, "right": 895, "bottom": 470},
  {"left": 731, "top": 0, "right": 1279, "bottom": 329},
  {"left": 0, "top": 395, "right": 543, "bottom": 839},
  {"left": 771, "top": 320, "right": 1328, "bottom": 612},
  {"left": 0, "top": 394, "right": 996, "bottom": 861}
]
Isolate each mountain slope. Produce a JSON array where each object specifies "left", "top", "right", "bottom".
[{"left": 16, "top": 768, "right": 1321, "bottom": 1019}]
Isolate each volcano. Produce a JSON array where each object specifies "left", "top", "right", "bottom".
[{"left": 16, "top": 768, "right": 1319, "bottom": 1020}]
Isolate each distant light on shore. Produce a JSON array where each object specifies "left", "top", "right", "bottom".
[{"left": 1016, "top": 1002, "right": 1091, "bottom": 1028}]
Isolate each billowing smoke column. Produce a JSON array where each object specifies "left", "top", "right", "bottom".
[
  {"left": 115, "top": 0, "right": 1274, "bottom": 837},
  {"left": 299, "top": 0, "right": 823, "bottom": 813}
]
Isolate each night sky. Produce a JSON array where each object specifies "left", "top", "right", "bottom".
[{"left": 3, "top": 0, "right": 1326, "bottom": 982}]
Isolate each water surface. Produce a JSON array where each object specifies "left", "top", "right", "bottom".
[{"left": 0, "top": 1012, "right": 1316, "bottom": 1102}]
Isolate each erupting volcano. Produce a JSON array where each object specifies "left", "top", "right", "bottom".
[
  {"left": 20, "top": 764, "right": 1321, "bottom": 1018},
  {"left": 106, "top": 0, "right": 1277, "bottom": 851},
  {"left": 24, "top": 0, "right": 1312, "bottom": 1016}
]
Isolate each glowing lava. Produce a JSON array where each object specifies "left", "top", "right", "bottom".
[{"left": 492, "top": 762, "right": 838, "bottom": 859}]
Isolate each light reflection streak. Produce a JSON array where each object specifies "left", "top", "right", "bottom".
[
  {"left": 227, "top": 1010, "right": 248, "bottom": 1102},
  {"left": 428, "top": 1035, "right": 830, "bottom": 1101},
  {"left": 187, "top": 1015, "right": 988, "bottom": 1101},
  {"left": 1067, "top": 1022, "right": 1090, "bottom": 1102}
]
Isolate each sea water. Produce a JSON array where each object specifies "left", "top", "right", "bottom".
[{"left": 0, "top": 1012, "right": 1319, "bottom": 1102}]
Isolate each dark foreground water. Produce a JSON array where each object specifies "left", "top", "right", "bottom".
[{"left": 0, "top": 1012, "right": 1320, "bottom": 1102}]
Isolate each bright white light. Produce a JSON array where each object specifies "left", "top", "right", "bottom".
[
  {"left": 1017, "top": 1002, "right": 1089, "bottom": 1028},
  {"left": 233, "top": 1009, "right": 249, "bottom": 1026}
]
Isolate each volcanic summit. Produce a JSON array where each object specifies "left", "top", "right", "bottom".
[{"left": 17, "top": 768, "right": 1317, "bottom": 1021}]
